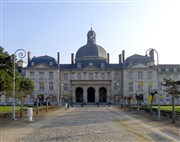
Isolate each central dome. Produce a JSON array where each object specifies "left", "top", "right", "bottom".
[{"left": 75, "top": 28, "right": 107, "bottom": 62}]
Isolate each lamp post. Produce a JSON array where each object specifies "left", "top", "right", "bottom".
[
  {"left": 146, "top": 48, "right": 160, "bottom": 120},
  {"left": 116, "top": 83, "right": 120, "bottom": 107},
  {"left": 12, "top": 49, "right": 26, "bottom": 120},
  {"left": 57, "top": 70, "right": 60, "bottom": 108},
  {"left": 60, "top": 83, "right": 64, "bottom": 106}
]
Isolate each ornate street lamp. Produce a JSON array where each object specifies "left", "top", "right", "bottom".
[
  {"left": 60, "top": 83, "right": 64, "bottom": 106},
  {"left": 116, "top": 83, "right": 120, "bottom": 107},
  {"left": 12, "top": 49, "right": 26, "bottom": 120},
  {"left": 146, "top": 48, "right": 160, "bottom": 120}
]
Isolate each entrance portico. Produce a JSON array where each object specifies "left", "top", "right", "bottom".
[{"left": 72, "top": 80, "right": 111, "bottom": 103}]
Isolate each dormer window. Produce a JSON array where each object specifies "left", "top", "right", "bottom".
[
  {"left": 31, "top": 62, "right": 34, "bottom": 66},
  {"left": 50, "top": 62, "right": 53, "bottom": 66},
  {"left": 77, "top": 63, "right": 81, "bottom": 69},
  {"left": 89, "top": 62, "right": 93, "bottom": 66},
  {"left": 166, "top": 68, "right": 169, "bottom": 72},
  {"left": 174, "top": 68, "right": 177, "bottom": 72},
  {"left": 100, "top": 63, "right": 105, "bottom": 69}
]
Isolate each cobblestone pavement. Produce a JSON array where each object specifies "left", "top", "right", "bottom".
[{"left": 1, "top": 106, "right": 180, "bottom": 142}]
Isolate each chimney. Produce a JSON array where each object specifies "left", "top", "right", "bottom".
[
  {"left": 28, "top": 51, "right": 31, "bottom": 64},
  {"left": 119, "top": 54, "right": 122, "bottom": 64},
  {"left": 122, "top": 50, "right": 125, "bottom": 62},
  {"left": 71, "top": 53, "right": 74, "bottom": 64},
  {"left": 107, "top": 53, "right": 109, "bottom": 63},
  {"left": 57, "top": 52, "right": 60, "bottom": 64}
]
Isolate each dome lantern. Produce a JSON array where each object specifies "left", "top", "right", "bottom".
[{"left": 75, "top": 29, "right": 107, "bottom": 62}]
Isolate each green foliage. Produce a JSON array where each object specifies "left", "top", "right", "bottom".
[
  {"left": 152, "top": 105, "right": 180, "bottom": 112},
  {"left": 0, "top": 46, "right": 34, "bottom": 98},
  {"left": 19, "top": 77, "right": 34, "bottom": 97},
  {"left": 0, "top": 46, "right": 13, "bottom": 93}
]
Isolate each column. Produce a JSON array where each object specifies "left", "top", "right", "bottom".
[
  {"left": 95, "top": 85, "right": 99, "bottom": 102},
  {"left": 84, "top": 85, "right": 87, "bottom": 103},
  {"left": 72, "top": 85, "right": 75, "bottom": 102},
  {"left": 107, "top": 85, "right": 111, "bottom": 101}
]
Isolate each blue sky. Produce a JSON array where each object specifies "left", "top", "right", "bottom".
[{"left": 1, "top": 0, "right": 180, "bottom": 64}]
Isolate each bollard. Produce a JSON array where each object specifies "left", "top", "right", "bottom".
[
  {"left": 27, "top": 108, "right": 33, "bottom": 121},
  {"left": 65, "top": 103, "right": 68, "bottom": 110}
]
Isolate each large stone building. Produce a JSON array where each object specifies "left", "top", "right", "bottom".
[{"left": 2, "top": 28, "right": 179, "bottom": 105}]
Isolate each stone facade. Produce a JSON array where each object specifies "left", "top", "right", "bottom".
[{"left": 0, "top": 29, "right": 179, "bottom": 105}]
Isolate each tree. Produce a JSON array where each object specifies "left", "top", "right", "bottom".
[
  {"left": 18, "top": 77, "right": 34, "bottom": 117},
  {"left": 149, "top": 89, "right": 158, "bottom": 116},
  {"left": 0, "top": 46, "right": 13, "bottom": 94},
  {"left": 161, "top": 78, "right": 180, "bottom": 123}
]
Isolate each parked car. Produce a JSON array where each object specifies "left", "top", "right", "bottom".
[
  {"left": 33, "top": 101, "right": 41, "bottom": 106},
  {"left": 0, "top": 102, "right": 8, "bottom": 106},
  {"left": 6, "top": 102, "right": 20, "bottom": 106}
]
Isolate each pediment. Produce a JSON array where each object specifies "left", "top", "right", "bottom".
[
  {"left": 130, "top": 63, "right": 148, "bottom": 68},
  {"left": 31, "top": 63, "right": 52, "bottom": 69},
  {"left": 83, "top": 65, "right": 99, "bottom": 71}
]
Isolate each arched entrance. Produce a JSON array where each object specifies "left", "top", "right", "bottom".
[
  {"left": 76, "top": 87, "right": 83, "bottom": 102},
  {"left": 87, "top": 87, "right": 95, "bottom": 102},
  {"left": 99, "top": 87, "right": 107, "bottom": 102}
]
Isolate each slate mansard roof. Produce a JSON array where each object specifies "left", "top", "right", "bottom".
[
  {"left": 27, "top": 55, "right": 58, "bottom": 68},
  {"left": 26, "top": 29, "right": 163, "bottom": 70},
  {"left": 123, "top": 54, "right": 151, "bottom": 67}
]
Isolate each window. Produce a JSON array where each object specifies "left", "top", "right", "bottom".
[
  {"left": 173, "top": 68, "right": 177, "bottom": 72},
  {"left": 64, "top": 83, "right": 68, "bottom": 91},
  {"left": 129, "top": 71, "right": 133, "bottom": 79},
  {"left": 114, "top": 73, "right": 118, "bottom": 80},
  {"left": 30, "top": 72, "right": 34, "bottom": 79},
  {"left": 138, "top": 82, "right": 143, "bottom": 91},
  {"left": 148, "top": 71, "right": 152, "bottom": 79},
  {"left": 49, "top": 82, "right": 53, "bottom": 90},
  {"left": 49, "top": 72, "right": 53, "bottom": 79},
  {"left": 138, "top": 71, "right": 143, "bottom": 79},
  {"left": 148, "top": 82, "right": 153, "bottom": 92},
  {"left": 129, "top": 82, "right": 133, "bottom": 91},
  {"left": 39, "top": 72, "right": 44, "bottom": 79},
  {"left": 64, "top": 73, "right": 68, "bottom": 80},
  {"left": 39, "top": 82, "right": 44, "bottom": 90},
  {"left": 77, "top": 73, "right": 81, "bottom": 80},
  {"left": 114, "top": 83, "right": 120, "bottom": 91},
  {"left": 89, "top": 73, "right": 93, "bottom": 80},
  {"left": 101, "top": 73, "right": 105, "bottom": 80}
]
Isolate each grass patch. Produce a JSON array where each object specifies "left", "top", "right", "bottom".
[
  {"left": 152, "top": 105, "right": 180, "bottom": 112},
  {"left": 0, "top": 106, "right": 53, "bottom": 113},
  {"left": 0, "top": 106, "right": 29, "bottom": 113}
]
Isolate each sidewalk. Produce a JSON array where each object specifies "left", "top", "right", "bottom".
[
  {"left": 0, "top": 106, "right": 179, "bottom": 142},
  {"left": 113, "top": 107, "right": 180, "bottom": 141},
  {"left": 0, "top": 107, "right": 71, "bottom": 142}
]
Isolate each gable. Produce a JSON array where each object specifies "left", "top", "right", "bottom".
[
  {"left": 131, "top": 63, "right": 148, "bottom": 69},
  {"left": 31, "top": 63, "right": 52, "bottom": 69},
  {"left": 83, "top": 65, "right": 99, "bottom": 71}
]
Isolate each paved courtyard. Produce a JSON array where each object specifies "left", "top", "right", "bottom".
[{"left": 1, "top": 106, "right": 180, "bottom": 142}]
